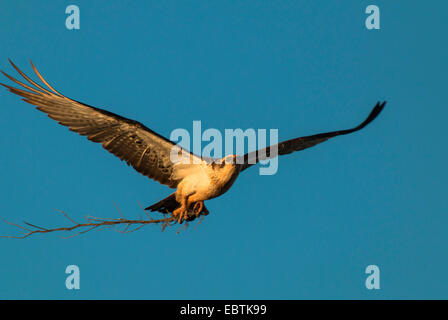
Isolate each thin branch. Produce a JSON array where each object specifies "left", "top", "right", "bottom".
[
  {"left": 1, "top": 215, "right": 176, "bottom": 239},
  {"left": 113, "top": 201, "right": 125, "bottom": 220},
  {"left": 0, "top": 202, "right": 207, "bottom": 239},
  {"left": 54, "top": 209, "right": 79, "bottom": 225},
  {"left": 137, "top": 200, "right": 153, "bottom": 220}
]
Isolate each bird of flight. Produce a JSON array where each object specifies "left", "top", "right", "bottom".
[{"left": 1, "top": 60, "right": 386, "bottom": 224}]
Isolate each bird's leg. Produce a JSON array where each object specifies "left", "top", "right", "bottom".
[
  {"left": 193, "top": 201, "right": 204, "bottom": 215},
  {"left": 172, "top": 196, "right": 189, "bottom": 224}
]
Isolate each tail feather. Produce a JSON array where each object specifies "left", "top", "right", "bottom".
[
  {"left": 145, "top": 193, "right": 210, "bottom": 221},
  {"left": 145, "top": 193, "right": 179, "bottom": 214}
]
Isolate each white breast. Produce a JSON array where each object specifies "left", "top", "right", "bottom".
[{"left": 173, "top": 163, "right": 212, "bottom": 199}]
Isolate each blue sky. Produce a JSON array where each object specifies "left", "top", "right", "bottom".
[{"left": 0, "top": 1, "right": 446, "bottom": 299}]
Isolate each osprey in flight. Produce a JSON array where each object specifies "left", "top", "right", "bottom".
[{"left": 1, "top": 60, "right": 386, "bottom": 223}]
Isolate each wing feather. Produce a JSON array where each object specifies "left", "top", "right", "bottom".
[
  {"left": 239, "top": 101, "right": 386, "bottom": 171},
  {"left": 1, "top": 60, "right": 200, "bottom": 188}
]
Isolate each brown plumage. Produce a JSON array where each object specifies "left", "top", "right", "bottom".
[{"left": 1, "top": 60, "right": 386, "bottom": 223}]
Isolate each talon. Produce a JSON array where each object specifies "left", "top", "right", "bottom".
[
  {"left": 173, "top": 207, "right": 187, "bottom": 224},
  {"left": 183, "top": 211, "right": 189, "bottom": 223},
  {"left": 193, "top": 201, "right": 204, "bottom": 214}
]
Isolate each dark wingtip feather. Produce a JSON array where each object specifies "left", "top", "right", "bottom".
[
  {"left": 353, "top": 100, "right": 386, "bottom": 132},
  {"left": 0, "top": 82, "right": 13, "bottom": 90}
]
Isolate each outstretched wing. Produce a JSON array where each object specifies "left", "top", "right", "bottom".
[
  {"left": 1, "top": 59, "right": 199, "bottom": 188},
  {"left": 239, "top": 101, "right": 386, "bottom": 171}
]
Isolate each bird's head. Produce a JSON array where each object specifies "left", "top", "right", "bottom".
[
  {"left": 208, "top": 154, "right": 240, "bottom": 183},
  {"left": 223, "top": 154, "right": 237, "bottom": 165},
  {"left": 210, "top": 154, "right": 238, "bottom": 170}
]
